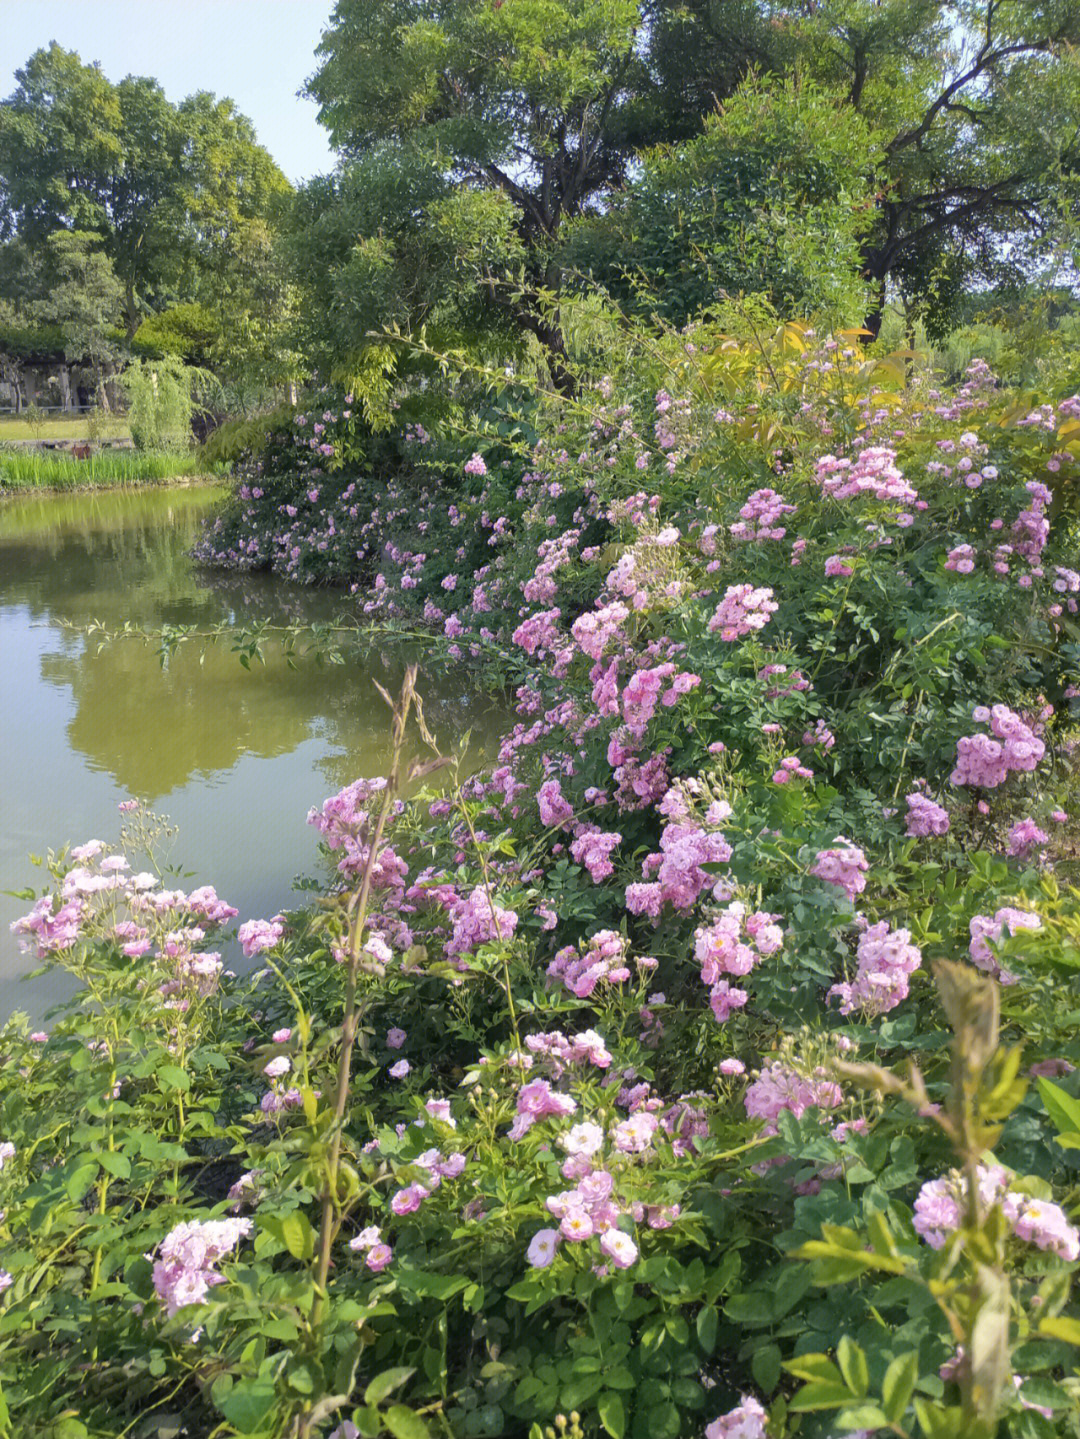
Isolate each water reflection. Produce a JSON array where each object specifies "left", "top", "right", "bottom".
[{"left": 0, "top": 485, "right": 503, "bottom": 1013}]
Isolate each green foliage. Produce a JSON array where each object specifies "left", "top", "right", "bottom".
[
  {"left": 121, "top": 356, "right": 220, "bottom": 452},
  {"left": 0, "top": 450, "right": 214, "bottom": 489},
  {"left": 132, "top": 303, "right": 222, "bottom": 363},
  {"left": 198, "top": 405, "right": 295, "bottom": 470},
  {"left": 0, "top": 43, "right": 292, "bottom": 368},
  {"left": 39, "top": 231, "right": 124, "bottom": 373},
  {"left": 564, "top": 77, "right": 879, "bottom": 324},
  {"left": 284, "top": 152, "right": 527, "bottom": 369}
]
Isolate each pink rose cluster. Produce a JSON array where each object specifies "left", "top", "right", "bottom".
[
  {"left": 569, "top": 826, "right": 622, "bottom": 882},
  {"left": 548, "top": 929, "right": 631, "bottom": 998},
  {"left": 152, "top": 1217, "right": 253, "bottom": 1317},
  {"left": 828, "top": 919, "right": 923, "bottom": 1017},
  {"left": 511, "top": 607, "right": 563, "bottom": 657},
  {"left": 348, "top": 1225, "right": 393, "bottom": 1273},
  {"left": 537, "top": 777, "right": 574, "bottom": 828},
  {"left": 704, "top": 1395, "right": 768, "bottom": 1439},
  {"left": 389, "top": 1148, "right": 469, "bottom": 1217},
  {"left": 626, "top": 818, "right": 733, "bottom": 918},
  {"left": 772, "top": 755, "right": 813, "bottom": 785},
  {"left": 237, "top": 916, "right": 285, "bottom": 958},
  {"left": 905, "top": 792, "right": 950, "bottom": 837},
  {"left": 809, "top": 836, "right": 869, "bottom": 902},
  {"left": 914, "top": 1164, "right": 1079, "bottom": 1260},
  {"left": 537, "top": 1171, "right": 639, "bottom": 1267},
  {"left": 11, "top": 894, "right": 84, "bottom": 956},
  {"left": 707, "top": 584, "right": 778, "bottom": 642},
  {"left": 446, "top": 886, "right": 518, "bottom": 958},
  {"left": 570, "top": 600, "right": 629, "bottom": 660},
  {"left": 945, "top": 543, "right": 976, "bottom": 574},
  {"left": 307, "top": 775, "right": 388, "bottom": 848},
  {"left": 695, "top": 904, "right": 784, "bottom": 1023},
  {"left": 1006, "top": 817, "right": 1049, "bottom": 857},
  {"left": 950, "top": 704, "right": 1045, "bottom": 788},
  {"left": 969, "top": 906, "right": 1041, "bottom": 984},
  {"left": 744, "top": 1061, "right": 843, "bottom": 1137},
  {"left": 509, "top": 1078, "right": 577, "bottom": 1140},
  {"left": 621, "top": 663, "right": 700, "bottom": 736},
  {"left": 524, "top": 1028, "right": 613, "bottom": 1078},
  {"left": 307, "top": 775, "right": 410, "bottom": 890},
  {"left": 814, "top": 446, "right": 918, "bottom": 504},
  {"left": 729, "top": 487, "right": 796, "bottom": 544}
]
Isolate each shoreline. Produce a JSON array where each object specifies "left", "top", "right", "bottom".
[{"left": 0, "top": 472, "right": 227, "bottom": 500}]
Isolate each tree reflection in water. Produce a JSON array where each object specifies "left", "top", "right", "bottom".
[{"left": 0, "top": 486, "right": 504, "bottom": 1007}]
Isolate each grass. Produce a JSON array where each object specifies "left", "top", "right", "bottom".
[
  {"left": 0, "top": 449, "right": 222, "bottom": 491},
  {"left": 0, "top": 416, "right": 131, "bottom": 442}
]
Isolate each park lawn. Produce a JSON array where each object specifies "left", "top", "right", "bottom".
[{"left": 0, "top": 415, "right": 131, "bottom": 442}]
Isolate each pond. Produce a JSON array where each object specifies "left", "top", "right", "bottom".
[{"left": 0, "top": 484, "right": 504, "bottom": 1017}]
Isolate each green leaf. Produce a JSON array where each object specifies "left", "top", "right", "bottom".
[
  {"left": 364, "top": 1367, "right": 415, "bottom": 1407},
  {"left": 696, "top": 1304, "right": 718, "bottom": 1354},
  {"left": 98, "top": 1151, "right": 131, "bottom": 1179},
  {"left": 64, "top": 1162, "right": 99, "bottom": 1202},
  {"left": 836, "top": 1337, "right": 869, "bottom": 1398},
  {"left": 384, "top": 1405, "right": 429, "bottom": 1439},
  {"left": 279, "top": 1211, "right": 314, "bottom": 1261},
  {"left": 644, "top": 1402, "right": 680, "bottom": 1438},
  {"left": 1039, "top": 1315, "right": 1080, "bottom": 1346},
  {"left": 912, "top": 1397, "right": 966, "bottom": 1439},
  {"left": 604, "top": 1366, "right": 636, "bottom": 1391},
  {"left": 789, "top": 1382, "right": 857, "bottom": 1411},
  {"left": 882, "top": 1351, "right": 919, "bottom": 1423},
  {"left": 836, "top": 1404, "right": 890, "bottom": 1430},
  {"left": 1037, "top": 1077, "right": 1080, "bottom": 1138},
  {"left": 597, "top": 1391, "right": 626, "bottom": 1439},
  {"left": 751, "top": 1343, "right": 782, "bottom": 1395},
  {"left": 217, "top": 1378, "right": 277, "bottom": 1432},
  {"left": 784, "top": 1355, "right": 843, "bottom": 1385},
  {"left": 157, "top": 1064, "right": 191, "bottom": 1091},
  {"left": 397, "top": 1268, "right": 469, "bottom": 1301}
]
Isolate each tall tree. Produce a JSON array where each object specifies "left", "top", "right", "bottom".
[
  {"left": 649, "top": 0, "right": 1080, "bottom": 334},
  {"left": 564, "top": 77, "right": 881, "bottom": 325},
  {"left": 0, "top": 45, "right": 291, "bottom": 337},
  {"left": 303, "top": 0, "right": 756, "bottom": 367}
]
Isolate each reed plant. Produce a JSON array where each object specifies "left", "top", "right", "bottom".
[{"left": 0, "top": 448, "right": 220, "bottom": 489}]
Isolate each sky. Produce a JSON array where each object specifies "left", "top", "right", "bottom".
[{"left": 1, "top": 0, "right": 337, "bottom": 185}]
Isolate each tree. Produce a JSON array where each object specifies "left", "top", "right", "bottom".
[
  {"left": 38, "top": 231, "right": 124, "bottom": 405},
  {"left": 564, "top": 77, "right": 880, "bottom": 325},
  {"left": 0, "top": 45, "right": 291, "bottom": 338},
  {"left": 648, "top": 0, "right": 1080, "bottom": 335},
  {"left": 283, "top": 148, "right": 526, "bottom": 375},
  {"left": 303, "top": 0, "right": 755, "bottom": 367}
]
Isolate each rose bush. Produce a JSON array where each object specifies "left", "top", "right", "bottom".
[{"left": 5, "top": 314, "right": 1080, "bottom": 1437}]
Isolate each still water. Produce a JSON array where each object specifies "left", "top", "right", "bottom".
[{"left": 0, "top": 485, "right": 502, "bottom": 1016}]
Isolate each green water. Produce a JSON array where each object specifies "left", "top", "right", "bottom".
[{"left": 0, "top": 485, "right": 502, "bottom": 1015}]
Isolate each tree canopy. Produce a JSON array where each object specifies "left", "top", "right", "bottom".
[
  {"left": 0, "top": 44, "right": 291, "bottom": 344},
  {"left": 301, "top": 0, "right": 1080, "bottom": 343}
]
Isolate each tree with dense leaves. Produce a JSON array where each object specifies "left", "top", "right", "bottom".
[
  {"left": 305, "top": 0, "right": 1080, "bottom": 343},
  {"left": 645, "top": 0, "right": 1080, "bottom": 334},
  {"left": 303, "top": 0, "right": 758, "bottom": 370},
  {"left": 563, "top": 76, "right": 881, "bottom": 326},
  {"left": 0, "top": 44, "right": 291, "bottom": 340}
]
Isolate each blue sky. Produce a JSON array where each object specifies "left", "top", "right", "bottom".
[{"left": 2, "top": 0, "right": 337, "bottom": 184}]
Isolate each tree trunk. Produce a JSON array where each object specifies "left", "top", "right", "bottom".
[
  {"left": 862, "top": 275, "right": 887, "bottom": 341},
  {"left": 59, "top": 365, "right": 73, "bottom": 413},
  {"left": 125, "top": 279, "right": 139, "bottom": 340}
]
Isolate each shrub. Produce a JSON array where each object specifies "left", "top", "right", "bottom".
[{"left": 5, "top": 310, "right": 1080, "bottom": 1437}]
